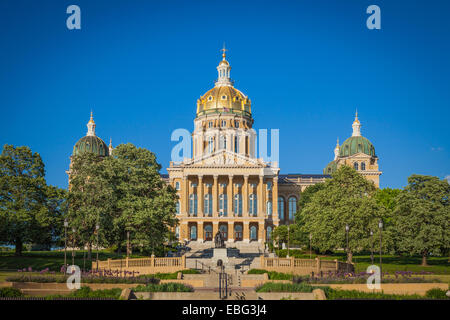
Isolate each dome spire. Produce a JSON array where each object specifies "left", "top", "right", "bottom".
[
  {"left": 87, "top": 111, "right": 96, "bottom": 137},
  {"left": 334, "top": 137, "right": 340, "bottom": 160},
  {"left": 352, "top": 110, "right": 361, "bottom": 137},
  {"left": 215, "top": 45, "right": 233, "bottom": 87},
  {"left": 109, "top": 137, "right": 113, "bottom": 155}
]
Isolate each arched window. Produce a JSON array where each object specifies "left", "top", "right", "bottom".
[
  {"left": 361, "top": 162, "right": 366, "bottom": 171},
  {"left": 278, "top": 197, "right": 285, "bottom": 220},
  {"left": 190, "top": 225, "right": 197, "bottom": 240},
  {"left": 219, "top": 194, "right": 227, "bottom": 217},
  {"left": 249, "top": 194, "right": 258, "bottom": 216},
  {"left": 288, "top": 196, "right": 297, "bottom": 221},
  {"left": 208, "top": 137, "right": 214, "bottom": 154},
  {"left": 234, "top": 224, "right": 243, "bottom": 241},
  {"left": 234, "top": 194, "right": 242, "bottom": 216},
  {"left": 204, "top": 225, "right": 213, "bottom": 240},
  {"left": 266, "top": 226, "right": 272, "bottom": 241},
  {"left": 354, "top": 162, "right": 359, "bottom": 170},
  {"left": 219, "top": 224, "right": 228, "bottom": 240},
  {"left": 189, "top": 194, "right": 197, "bottom": 216},
  {"left": 266, "top": 201, "right": 272, "bottom": 216},
  {"left": 204, "top": 194, "right": 212, "bottom": 216},
  {"left": 234, "top": 136, "right": 239, "bottom": 153},
  {"left": 250, "top": 225, "right": 257, "bottom": 241},
  {"left": 175, "top": 201, "right": 180, "bottom": 214},
  {"left": 175, "top": 226, "right": 180, "bottom": 239}
]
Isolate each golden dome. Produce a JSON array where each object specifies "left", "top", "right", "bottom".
[
  {"left": 219, "top": 59, "right": 229, "bottom": 66},
  {"left": 196, "top": 86, "right": 251, "bottom": 117}
]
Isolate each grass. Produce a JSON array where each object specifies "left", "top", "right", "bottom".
[
  {"left": 274, "top": 250, "right": 450, "bottom": 274},
  {"left": 248, "top": 269, "right": 293, "bottom": 280}
]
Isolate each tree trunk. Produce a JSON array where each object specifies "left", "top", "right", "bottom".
[
  {"left": 421, "top": 251, "right": 428, "bottom": 266},
  {"left": 117, "top": 242, "right": 121, "bottom": 254},
  {"left": 87, "top": 243, "right": 92, "bottom": 260},
  {"left": 15, "top": 238, "right": 23, "bottom": 256},
  {"left": 347, "top": 251, "right": 353, "bottom": 264}
]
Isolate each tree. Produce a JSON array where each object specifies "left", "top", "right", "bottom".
[
  {"left": 272, "top": 224, "right": 302, "bottom": 250},
  {"left": 66, "top": 152, "right": 113, "bottom": 259},
  {"left": 0, "top": 144, "right": 66, "bottom": 255},
  {"left": 297, "top": 165, "right": 385, "bottom": 263},
  {"left": 103, "top": 144, "right": 178, "bottom": 255},
  {"left": 393, "top": 175, "right": 450, "bottom": 266},
  {"left": 374, "top": 187, "right": 401, "bottom": 254}
]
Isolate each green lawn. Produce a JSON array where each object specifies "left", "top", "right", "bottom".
[
  {"left": 0, "top": 250, "right": 148, "bottom": 272},
  {"left": 274, "top": 250, "right": 449, "bottom": 275}
]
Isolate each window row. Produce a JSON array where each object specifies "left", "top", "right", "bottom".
[
  {"left": 278, "top": 196, "right": 297, "bottom": 221},
  {"left": 353, "top": 162, "right": 366, "bottom": 171}
]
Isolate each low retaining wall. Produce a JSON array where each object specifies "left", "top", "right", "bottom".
[
  {"left": 313, "top": 283, "right": 449, "bottom": 296},
  {"left": 260, "top": 257, "right": 354, "bottom": 275},
  {"left": 97, "top": 256, "right": 186, "bottom": 275}
]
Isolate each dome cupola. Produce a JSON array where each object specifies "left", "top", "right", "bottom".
[
  {"left": 72, "top": 112, "right": 109, "bottom": 157},
  {"left": 339, "top": 112, "right": 376, "bottom": 157}
]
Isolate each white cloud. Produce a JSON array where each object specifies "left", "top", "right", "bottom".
[{"left": 445, "top": 175, "right": 450, "bottom": 184}]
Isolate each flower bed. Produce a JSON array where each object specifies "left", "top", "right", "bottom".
[{"left": 133, "top": 283, "right": 194, "bottom": 292}]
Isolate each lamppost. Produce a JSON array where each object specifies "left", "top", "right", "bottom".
[
  {"left": 345, "top": 224, "right": 350, "bottom": 273},
  {"left": 309, "top": 233, "right": 312, "bottom": 260},
  {"left": 96, "top": 224, "right": 100, "bottom": 271},
  {"left": 287, "top": 224, "right": 290, "bottom": 258},
  {"left": 378, "top": 220, "right": 383, "bottom": 279},
  {"left": 64, "top": 219, "right": 68, "bottom": 270},
  {"left": 370, "top": 230, "right": 374, "bottom": 265},
  {"left": 71, "top": 227, "right": 76, "bottom": 266}
]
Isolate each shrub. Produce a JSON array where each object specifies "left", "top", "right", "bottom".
[
  {"left": 325, "top": 289, "right": 424, "bottom": 300},
  {"left": 45, "top": 287, "right": 122, "bottom": 300},
  {"left": 6, "top": 274, "right": 159, "bottom": 285},
  {"left": 425, "top": 288, "right": 449, "bottom": 299},
  {"left": 0, "top": 287, "right": 24, "bottom": 298},
  {"left": 255, "top": 282, "right": 315, "bottom": 293},
  {"left": 247, "top": 269, "right": 293, "bottom": 280},
  {"left": 133, "top": 283, "right": 194, "bottom": 292}
]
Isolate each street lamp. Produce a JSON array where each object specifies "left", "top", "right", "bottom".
[
  {"left": 287, "top": 224, "right": 290, "bottom": 258},
  {"left": 64, "top": 219, "right": 68, "bottom": 270},
  {"left": 378, "top": 220, "right": 383, "bottom": 279},
  {"left": 71, "top": 227, "right": 76, "bottom": 266},
  {"left": 345, "top": 224, "right": 350, "bottom": 273},
  {"left": 309, "top": 233, "right": 312, "bottom": 260},
  {"left": 370, "top": 230, "right": 374, "bottom": 265},
  {"left": 96, "top": 224, "right": 100, "bottom": 271}
]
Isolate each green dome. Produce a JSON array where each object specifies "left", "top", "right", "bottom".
[
  {"left": 339, "top": 136, "right": 375, "bottom": 157},
  {"left": 323, "top": 160, "right": 338, "bottom": 174},
  {"left": 73, "top": 136, "right": 109, "bottom": 157}
]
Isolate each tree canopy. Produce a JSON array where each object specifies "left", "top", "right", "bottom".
[
  {"left": 393, "top": 174, "right": 450, "bottom": 265},
  {"left": 0, "top": 144, "right": 66, "bottom": 255},
  {"left": 296, "top": 165, "right": 385, "bottom": 262}
]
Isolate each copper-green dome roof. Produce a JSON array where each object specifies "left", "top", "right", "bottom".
[
  {"left": 339, "top": 136, "right": 375, "bottom": 157},
  {"left": 73, "top": 136, "right": 109, "bottom": 157},
  {"left": 323, "top": 160, "right": 338, "bottom": 174}
]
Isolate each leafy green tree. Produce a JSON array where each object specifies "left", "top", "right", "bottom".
[
  {"left": 272, "top": 224, "right": 302, "bottom": 249},
  {"left": 393, "top": 174, "right": 450, "bottom": 266},
  {"left": 66, "top": 152, "right": 112, "bottom": 259},
  {"left": 297, "top": 166, "right": 385, "bottom": 263},
  {"left": 103, "top": 144, "right": 178, "bottom": 255},
  {"left": 374, "top": 187, "right": 401, "bottom": 254},
  {"left": 0, "top": 145, "right": 66, "bottom": 255}
]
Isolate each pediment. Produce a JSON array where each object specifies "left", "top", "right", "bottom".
[{"left": 183, "top": 150, "right": 266, "bottom": 168}]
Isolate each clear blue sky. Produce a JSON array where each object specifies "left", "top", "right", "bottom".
[{"left": 0, "top": 0, "right": 449, "bottom": 190}]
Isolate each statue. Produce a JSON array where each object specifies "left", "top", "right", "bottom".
[{"left": 214, "top": 231, "right": 225, "bottom": 248}]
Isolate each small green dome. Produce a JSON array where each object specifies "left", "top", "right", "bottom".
[
  {"left": 73, "top": 136, "right": 109, "bottom": 157},
  {"left": 323, "top": 160, "right": 338, "bottom": 174},
  {"left": 339, "top": 136, "right": 375, "bottom": 157}
]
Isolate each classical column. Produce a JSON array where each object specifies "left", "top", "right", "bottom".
[
  {"left": 182, "top": 176, "right": 188, "bottom": 216},
  {"left": 198, "top": 222, "right": 204, "bottom": 243},
  {"left": 227, "top": 175, "right": 233, "bottom": 216},
  {"left": 258, "top": 222, "right": 265, "bottom": 243},
  {"left": 273, "top": 177, "right": 279, "bottom": 224},
  {"left": 228, "top": 221, "right": 234, "bottom": 243},
  {"left": 243, "top": 175, "right": 249, "bottom": 216},
  {"left": 213, "top": 175, "right": 219, "bottom": 217},
  {"left": 198, "top": 175, "right": 204, "bottom": 216},
  {"left": 258, "top": 175, "right": 264, "bottom": 217},
  {"left": 180, "top": 222, "right": 188, "bottom": 242},
  {"left": 212, "top": 221, "right": 219, "bottom": 238},
  {"left": 243, "top": 221, "right": 250, "bottom": 243}
]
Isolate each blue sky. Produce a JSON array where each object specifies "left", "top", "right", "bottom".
[{"left": 0, "top": 0, "right": 449, "bottom": 190}]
